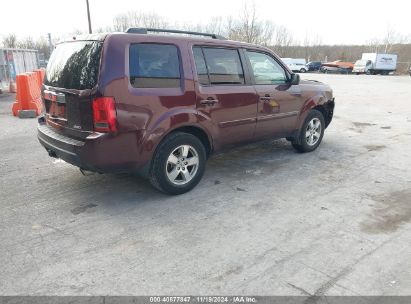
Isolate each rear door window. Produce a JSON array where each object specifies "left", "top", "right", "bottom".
[
  {"left": 193, "top": 47, "right": 245, "bottom": 85},
  {"left": 129, "top": 43, "right": 181, "bottom": 88}
]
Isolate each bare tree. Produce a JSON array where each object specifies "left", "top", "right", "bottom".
[
  {"left": 227, "top": 4, "right": 275, "bottom": 45},
  {"left": 112, "top": 11, "right": 168, "bottom": 32},
  {"left": 382, "top": 27, "right": 407, "bottom": 53},
  {"left": 17, "top": 37, "right": 35, "bottom": 49},
  {"left": 2, "top": 5, "right": 409, "bottom": 73},
  {"left": 182, "top": 16, "right": 233, "bottom": 38},
  {"left": 366, "top": 38, "right": 382, "bottom": 53},
  {"left": 302, "top": 33, "right": 324, "bottom": 61},
  {"left": 15, "top": 36, "right": 53, "bottom": 58},
  {"left": 367, "top": 26, "right": 407, "bottom": 53},
  {"left": 2, "top": 34, "right": 18, "bottom": 48},
  {"left": 270, "top": 26, "right": 294, "bottom": 57},
  {"left": 204, "top": 16, "right": 227, "bottom": 36}
]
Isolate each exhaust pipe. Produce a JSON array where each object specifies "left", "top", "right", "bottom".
[{"left": 47, "top": 149, "right": 58, "bottom": 158}]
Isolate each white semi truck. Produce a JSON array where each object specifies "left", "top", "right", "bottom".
[{"left": 353, "top": 53, "right": 397, "bottom": 75}]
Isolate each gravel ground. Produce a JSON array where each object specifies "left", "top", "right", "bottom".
[{"left": 0, "top": 74, "right": 410, "bottom": 296}]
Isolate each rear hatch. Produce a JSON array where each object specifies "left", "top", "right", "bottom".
[{"left": 43, "top": 39, "right": 103, "bottom": 139}]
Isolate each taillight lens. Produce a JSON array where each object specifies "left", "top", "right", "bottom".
[{"left": 92, "top": 97, "right": 117, "bottom": 132}]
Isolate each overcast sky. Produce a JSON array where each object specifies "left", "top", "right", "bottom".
[{"left": 1, "top": 0, "right": 410, "bottom": 45}]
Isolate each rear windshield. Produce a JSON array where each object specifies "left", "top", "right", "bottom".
[{"left": 45, "top": 41, "right": 102, "bottom": 90}]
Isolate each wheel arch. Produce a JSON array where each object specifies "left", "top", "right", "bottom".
[
  {"left": 166, "top": 125, "right": 213, "bottom": 157},
  {"left": 296, "top": 94, "right": 334, "bottom": 130},
  {"left": 313, "top": 103, "right": 333, "bottom": 128},
  {"left": 288, "top": 93, "right": 334, "bottom": 146},
  {"left": 134, "top": 109, "right": 214, "bottom": 178},
  {"left": 144, "top": 110, "right": 213, "bottom": 159}
]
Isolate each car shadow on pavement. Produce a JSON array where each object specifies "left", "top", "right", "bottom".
[
  {"left": 62, "top": 139, "right": 302, "bottom": 210},
  {"left": 36, "top": 136, "right": 344, "bottom": 228}
]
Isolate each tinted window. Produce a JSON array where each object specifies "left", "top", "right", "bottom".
[
  {"left": 201, "top": 48, "right": 245, "bottom": 85},
  {"left": 246, "top": 51, "right": 287, "bottom": 84},
  {"left": 193, "top": 47, "right": 209, "bottom": 85},
  {"left": 45, "top": 41, "right": 102, "bottom": 90},
  {"left": 129, "top": 44, "right": 181, "bottom": 88}
]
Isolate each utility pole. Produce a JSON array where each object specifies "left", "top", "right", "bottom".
[
  {"left": 47, "top": 33, "right": 53, "bottom": 55},
  {"left": 86, "top": 0, "right": 92, "bottom": 34}
]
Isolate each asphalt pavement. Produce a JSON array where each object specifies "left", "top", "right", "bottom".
[{"left": 1, "top": 74, "right": 410, "bottom": 296}]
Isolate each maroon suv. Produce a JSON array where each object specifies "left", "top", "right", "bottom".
[{"left": 38, "top": 28, "right": 335, "bottom": 194}]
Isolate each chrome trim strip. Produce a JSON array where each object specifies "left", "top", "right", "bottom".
[
  {"left": 257, "top": 111, "right": 299, "bottom": 121},
  {"left": 218, "top": 117, "right": 256, "bottom": 128}
]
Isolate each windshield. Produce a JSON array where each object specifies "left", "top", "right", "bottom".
[
  {"left": 355, "top": 59, "right": 367, "bottom": 67},
  {"left": 45, "top": 41, "right": 102, "bottom": 90}
]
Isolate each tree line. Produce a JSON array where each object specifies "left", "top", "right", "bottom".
[{"left": 1, "top": 5, "right": 410, "bottom": 73}]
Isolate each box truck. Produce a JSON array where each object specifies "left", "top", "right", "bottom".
[{"left": 353, "top": 53, "right": 397, "bottom": 75}]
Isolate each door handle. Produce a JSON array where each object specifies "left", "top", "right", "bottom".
[
  {"left": 200, "top": 98, "right": 219, "bottom": 105},
  {"left": 260, "top": 94, "right": 271, "bottom": 102}
]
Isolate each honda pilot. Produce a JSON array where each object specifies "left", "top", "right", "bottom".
[{"left": 38, "top": 28, "right": 335, "bottom": 194}]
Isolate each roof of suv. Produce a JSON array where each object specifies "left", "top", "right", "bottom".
[{"left": 60, "top": 31, "right": 269, "bottom": 51}]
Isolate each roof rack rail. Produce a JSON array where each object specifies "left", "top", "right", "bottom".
[{"left": 125, "top": 28, "right": 227, "bottom": 40}]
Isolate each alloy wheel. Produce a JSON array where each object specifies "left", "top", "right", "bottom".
[
  {"left": 305, "top": 118, "right": 322, "bottom": 146},
  {"left": 165, "top": 145, "right": 199, "bottom": 185}
]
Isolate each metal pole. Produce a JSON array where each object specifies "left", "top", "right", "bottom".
[
  {"left": 47, "top": 33, "right": 53, "bottom": 55},
  {"left": 86, "top": 0, "right": 92, "bottom": 34}
]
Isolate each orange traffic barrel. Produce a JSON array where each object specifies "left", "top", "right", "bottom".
[
  {"left": 33, "top": 69, "right": 46, "bottom": 90},
  {"left": 12, "top": 73, "right": 43, "bottom": 117}
]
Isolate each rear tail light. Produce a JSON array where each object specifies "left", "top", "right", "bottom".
[{"left": 92, "top": 97, "right": 117, "bottom": 132}]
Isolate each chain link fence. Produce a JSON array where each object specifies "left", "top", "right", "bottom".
[{"left": 0, "top": 48, "right": 39, "bottom": 91}]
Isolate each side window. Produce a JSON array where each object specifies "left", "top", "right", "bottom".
[
  {"left": 193, "top": 47, "right": 210, "bottom": 85},
  {"left": 129, "top": 43, "right": 181, "bottom": 88},
  {"left": 194, "top": 47, "right": 245, "bottom": 85},
  {"left": 246, "top": 51, "right": 287, "bottom": 85}
]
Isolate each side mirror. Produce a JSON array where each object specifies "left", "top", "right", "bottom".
[{"left": 290, "top": 73, "right": 300, "bottom": 85}]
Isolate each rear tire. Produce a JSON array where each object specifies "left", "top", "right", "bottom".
[
  {"left": 149, "top": 132, "right": 206, "bottom": 195},
  {"left": 300, "top": 68, "right": 307, "bottom": 73},
  {"left": 292, "top": 109, "right": 325, "bottom": 153}
]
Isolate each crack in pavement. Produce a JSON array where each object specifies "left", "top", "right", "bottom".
[{"left": 303, "top": 232, "right": 404, "bottom": 303}]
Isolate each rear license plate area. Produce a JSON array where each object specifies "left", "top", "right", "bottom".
[{"left": 44, "top": 90, "right": 66, "bottom": 119}]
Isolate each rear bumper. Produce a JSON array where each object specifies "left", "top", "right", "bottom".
[
  {"left": 37, "top": 118, "right": 145, "bottom": 173},
  {"left": 38, "top": 123, "right": 84, "bottom": 167}
]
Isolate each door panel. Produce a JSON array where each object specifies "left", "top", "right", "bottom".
[
  {"left": 254, "top": 83, "right": 301, "bottom": 138},
  {"left": 196, "top": 86, "right": 258, "bottom": 147},
  {"left": 193, "top": 46, "right": 258, "bottom": 148},
  {"left": 245, "top": 50, "right": 303, "bottom": 139}
]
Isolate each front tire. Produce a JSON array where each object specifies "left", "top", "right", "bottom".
[
  {"left": 149, "top": 132, "right": 206, "bottom": 195},
  {"left": 292, "top": 109, "right": 325, "bottom": 153},
  {"left": 300, "top": 68, "right": 307, "bottom": 73}
]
